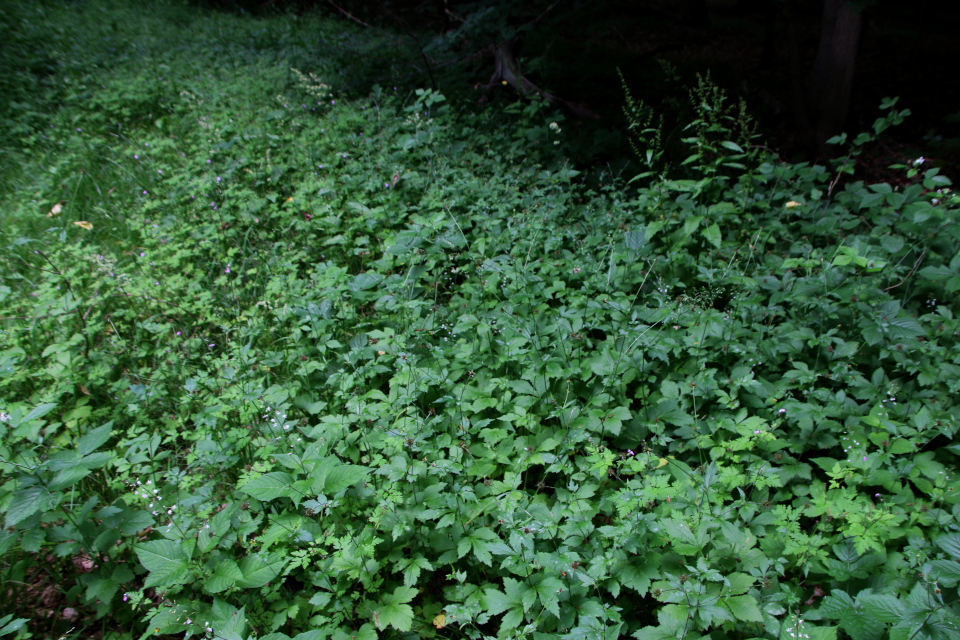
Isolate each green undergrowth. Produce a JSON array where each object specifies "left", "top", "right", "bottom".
[{"left": 3, "top": 2, "right": 960, "bottom": 640}]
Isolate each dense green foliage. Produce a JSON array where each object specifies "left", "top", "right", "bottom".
[{"left": 3, "top": 2, "right": 960, "bottom": 640}]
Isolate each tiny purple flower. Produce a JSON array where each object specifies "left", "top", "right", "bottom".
[
  {"left": 225, "top": 267, "right": 230, "bottom": 274},
  {"left": 134, "top": 155, "right": 139, "bottom": 159},
  {"left": 216, "top": 176, "right": 221, "bottom": 182}
]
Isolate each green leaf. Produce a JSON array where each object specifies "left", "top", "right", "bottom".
[
  {"left": 485, "top": 576, "right": 530, "bottom": 629},
  {"left": 323, "top": 464, "right": 371, "bottom": 494},
  {"left": 135, "top": 540, "right": 191, "bottom": 587},
  {"left": 377, "top": 586, "right": 416, "bottom": 631},
  {"left": 5, "top": 483, "right": 60, "bottom": 528},
  {"left": 0, "top": 615, "right": 29, "bottom": 636},
  {"left": 204, "top": 559, "right": 244, "bottom": 593},
  {"left": 625, "top": 228, "right": 647, "bottom": 250},
  {"left": 818, "top": 591, "right": 885, "bottom": 640},
  {"left": 859, "top": 593, "right": 905, "bottom": 624},
  {"left": 395, "top": 555, "right": 434, "bottom": 587},
  {"left": 725, "top": 572, "right": 754, "bottom": 595},
  {"left": 350, "top": 273, "right": 382, "bottom": 292},
  {"left": 85, "top": 576, "right": 121, "bottom": 605},
  {"left": 702, "top": 223, "right": 721, "bottom": 248},
  {"left": 240, "top": 472, "right": 295, "bottom": 501},
  {"left": 725, "top": 594, "right": 763, "bottom": 622},
  {"left": 78, "top": 422, "right": 113, "bottom": 456},
  {"left": 237, "top": 553, "right": 287, "bottom": 588},
  {"left": 49, "top": 466, "right": 92, "bottom": 491},
  {"left": 936, "top": 534, "right": 960, "bottom": 560}
]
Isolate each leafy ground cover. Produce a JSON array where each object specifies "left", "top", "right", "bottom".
[{"left": 3, "top": 2, "right": 960, "bottom": 640}]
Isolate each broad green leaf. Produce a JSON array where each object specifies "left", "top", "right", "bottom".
[
  {"left": 625, "top": 228, "right": 646, "bottom": 250},
  {"left": 135, "top": 540, "right": 191, "bottom": 587},
  {"left": 725, "top": 572, "right": 754, "bottom": 595},
  {"left": 395, "top": 555, "right": 434, "bottom": 587},
  {"left": 725, "top": 594, "right": 763, "bottom": 622},
  {"left": 85, "top": 576, "right": 120, "bottom": 605},
  {"left": 377, "top": 586, "right": 416, "bottom": 631},
  {"left": 204, "top": 559, "right": 243, "bottom": 594},
  {"left": 323, "top": 464, "right": 371, "bottom": 494},
  {"left": 859, "top": 593, "right": 905, "bottom": 624},
  {"left": 936, "top": 533, "right": 960, "bottom": 560},
  {"left": 20, "top": 403, "right": 58, "bottom": 425},
  {"left": 48, "top": 466, "right": 92, "bottom": 491},
  {"left": 78, "top": 422, "right": 113, "bottom": 456},
  {"left": 237, "top": 553, "right": 287, "bottom": 588},
  {"left": 240, "top": 472, "right": 295, "bottom": 501},
  {"left": 702, "top": 223, "right": 721, "bottom": 248},
  {"left": 0, "top": 616, "right": 29, "bottom": 636},
  {"left": 5, "top": 483, "right": 60, "bottom": 527}
]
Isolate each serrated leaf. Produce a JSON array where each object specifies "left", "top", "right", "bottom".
[
  {"left": 725, "top": 572, "right": 754, "bottom": 595},
  {"left": 5, "top": 484, "right": 60, "bottom": 528},
  {"left": 725, "top": 594, "right": 763, "bottom": 622},
  {"left": 78, "top": 422, "right": 113, "bottom": 456},
  {"left": 936, "top": 534, "right": 960, "bottom": 560},
  {"left": 85, "top": 576, "right": 120, "bottom": 605},
  {"left": 396, "top": 555, "right": 433, "bottom": 587},
  {"left": 323, "top": 464, "right": 371, "bottom": 494},
  {"left": 625, "top": 228, "right": 647, "bottom": 250},
  {"left": 350, "top": 273, "right": 382, "bottom": 292},
  {"left": 702, "top": 223, "right": 721, "bottom": 248},
  {"left": 355, "top": 624, "right": 377, "bottom": 640},
  {"left": 236, "top": 553, "right": 287, "bottom": 588},
  {"left": 377, "top": 586, "right": 416, "bottom": 631},
  {"left": 204, "top": 559, "right": 243, "bottom": 593},
  {"left": 49, "top": 466, "right": 92, "bottom": 491},
  {"left": 924, "top": 559, "right": 960, "bottom": 586},
  {"left": 240, "top": 472, "right": 295, "bottom": 501},
  {"left": 20, "top": 402, "right": 58, "bottom": 425},
  {"left": 135, "top": 540, "right": 191, "bottom": 587},
  {"left": 859, "top": 593, "right": 905, "bottom": 624}
]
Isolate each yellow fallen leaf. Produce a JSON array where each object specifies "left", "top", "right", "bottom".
[
  {"left": 785, "top": 201, "right": 801, "bottom": 208},
  {"left": 73, "top": 221, "right": 93, "bottom": 230},
  {"left": 286, "top": 197, "right": 294, "bottom": 202},
  {"left": 377, "top": 350, "right": 386, "bottom": 355},
  {"left": 657, "top": 458, "right": 669, "bottom": 468},
  {"left": 433, "top": 614, "right": 445, "bottom": 629},
  {"left": 48, "top": 203, "right": 62, "bottom": 217}
]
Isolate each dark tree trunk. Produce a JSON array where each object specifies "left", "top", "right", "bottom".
[{"left": 810, "top": 0, "right": 862, "bottom": 158}]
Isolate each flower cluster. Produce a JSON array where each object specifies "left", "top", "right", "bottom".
[{"left": 128, "top": 479, "right": 176, "bottom": 518}]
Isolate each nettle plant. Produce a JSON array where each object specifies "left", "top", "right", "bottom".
[{"left": 2, "top": 14, "right": 960, "bottom": 638}]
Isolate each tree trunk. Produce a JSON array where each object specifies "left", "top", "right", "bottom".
[{"left": 810, "top": 0, "right": 862, "bottom": 158}]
